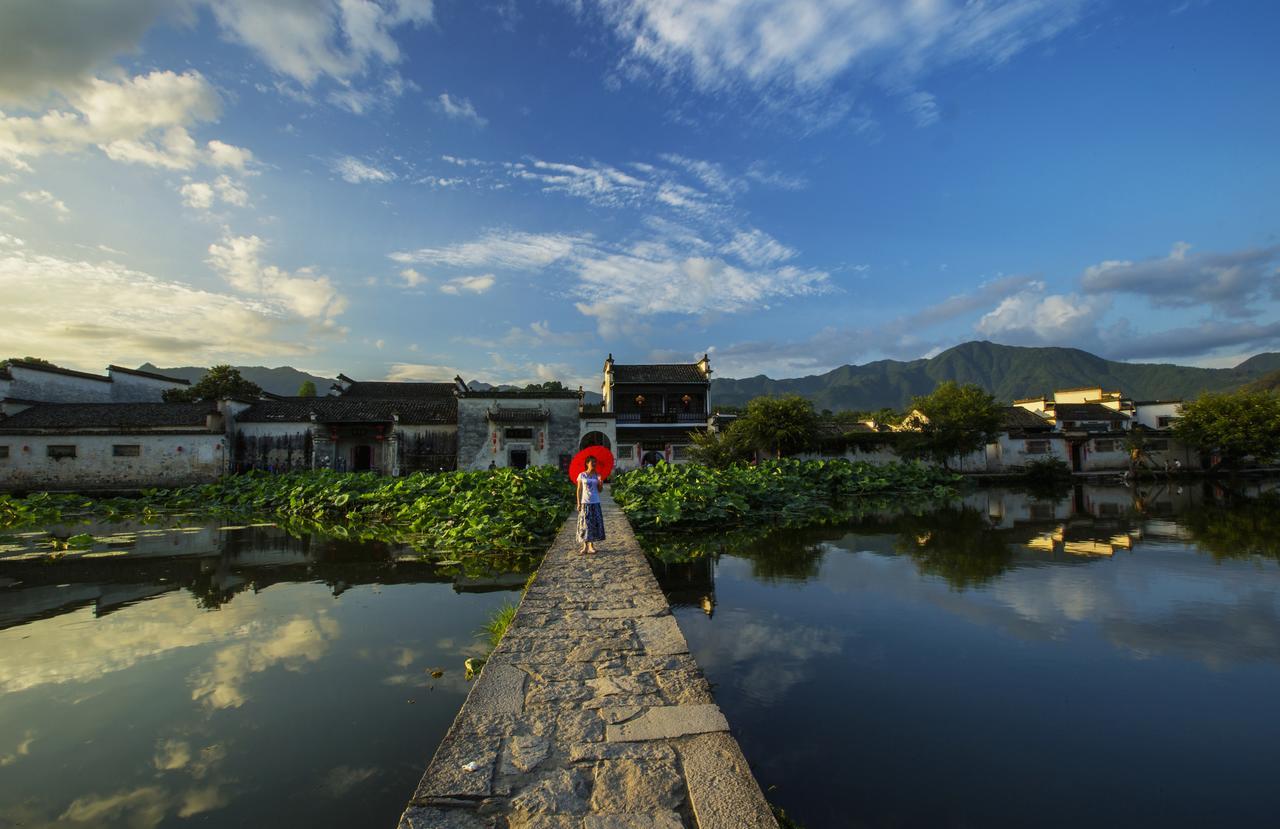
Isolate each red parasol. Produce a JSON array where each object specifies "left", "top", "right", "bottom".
[{"left": 569, "top": 446, "right": 615, "bottom": 483}]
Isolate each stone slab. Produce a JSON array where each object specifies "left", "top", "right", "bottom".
[
  {"left": 633, "top": 615, "right": 689, "bottom": 657},
  {"left": 399, "top": 805, "right": 493, "bottom": 829},
  {"left": 604, "top": 705, "right": 728, "bottom": 743},
  {"left": 468, "top": 661, "right": 527, "bottom": 717},
  {"left": 678, "top": 732, "right": 777, "bottom": 829},
  {"left": 413, "top": 734, "right": 501, "bottom": 801}
]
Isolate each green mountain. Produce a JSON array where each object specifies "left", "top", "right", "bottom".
[
  {"left": 711, "top": 341, "right": 1280, "bottom": 411},
  {"left": 1244, "top": 369, "right": 1280, "bottom": 393},
  {"left": 139, "top": 364, "right": 335, "bottom": 397}
]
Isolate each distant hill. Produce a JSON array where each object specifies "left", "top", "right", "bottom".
[
  {"left": 711, "top": 341, "right": 1280, "bottom": 411},
  {"left": 1244, "top": 369, "right": 1280, "bottom": 393},
  {"left": 139, "top": 364, "right": 335, "bottom": 397}
]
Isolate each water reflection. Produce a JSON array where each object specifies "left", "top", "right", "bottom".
[
  {"left": 651, "top": 480, "right": 1280, "bottom": 829},
  {"left": 0, "top": 520, "right": 526, "bottom": 828}
]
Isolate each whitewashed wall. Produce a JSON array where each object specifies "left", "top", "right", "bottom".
[
  {"left": 0, "top": 433, "right": 226, "bottom": 490},
  {"left": 4, "top": 365, "right": 112, "bottom": 403},
  {"left": 108, "top": 370, "right": 187, "bottom": 401}
]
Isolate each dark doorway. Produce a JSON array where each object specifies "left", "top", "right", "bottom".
[
  {"left": 352, "top": 445, "right": 373, "bottom": 472},
  {"left": 509, "top": 449, "right": 529, "bottom": 469},
  {"left": 642, "top": 450, "right": 665, "bottom": 467},
  {"left": 1069, "top": 442, "right": 1083, "bottom": 472}
]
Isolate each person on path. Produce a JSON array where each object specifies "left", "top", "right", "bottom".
[{"left": 576, "top": 456, "right": 606, "bottom": 554}]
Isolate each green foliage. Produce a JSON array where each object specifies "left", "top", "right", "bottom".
[
  {"left": 0, "top": 468, "right": 573, "bottom": 554},
  {"left": 1174, "top": 390, "right": 1280, "bottom": 464},
  {"left": 1022, "top": 456, "right": 1072, "bottom": 481},
  {"left": 611, "top": 459, "right": 961, "bottom": 532},
  {"left": 4, "top": 356, "right": 56, "bottom": 368},
  {"left": 687, "top": 427, "right": 752, "bottom": 468},
  {"left": 297, "top": 380, "right": 317, "bottom": 397},
  {"left": 481, "top": 601, "right": 519, "bottom": 651},
  {"left": 1243, "top": 368, "right": 1280, "bottom": 393},
  {"left": 163, "top": 364, "right": 263, "bottom": 402},
  {"left": 734, "top": 395, "right": 820, "bottom": 458},
  {"left": 1180, "top": 492, "right": 1280, "bottom": 561},
  {"left": 903, "top": 381, "right": 1002, "bottom": 469},
  {"left": 523, "top": 380, "right": 568, "bottom": 393}
]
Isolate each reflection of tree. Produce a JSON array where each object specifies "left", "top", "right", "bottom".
[
  {"left": 1179, "top": 493, "right": 1280, "bottom": 562},
  {"left": 893, "top": 507, "right": 1017, "bottom": 589}
]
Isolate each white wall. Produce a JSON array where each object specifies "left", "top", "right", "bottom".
[
  {"left": 0, "top": 433, "right": 226, "bottom": 490},
  {"left": 5, "top": 365, "right": 112, "bottom": 403},
  {"left": 1133, "top": 402, "right": 1182, "bottom": 430},
  {"left": 108, "top": 370, "right": 187, "bottom": 401}
]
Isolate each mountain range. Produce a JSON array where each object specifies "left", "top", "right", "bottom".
[
  {"left": 140, "top": 364, "right": 335, "bottom": 396},
  {"left": 710, "top": 341, "right": 1280, "bottom": 411}
]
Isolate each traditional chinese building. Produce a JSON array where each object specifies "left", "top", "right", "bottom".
[{"left": 602, "top": 354, "right": 712, "bottom": 468}]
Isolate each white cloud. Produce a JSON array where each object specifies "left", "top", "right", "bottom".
[
  {"left": 331, "top": 155, "right": 395, "bottom": 183},
  {"left": 1080, "top": 241, "right": 1280, "bottom": 317},
  {"left": 0, "top": 0, "right": 191, "bottom": 105},
  {"left": 720, "top": 228, "right": 795, "bottom": 267},
  {"left": 207, "top": 233, "right": 349, "bottom": 320},
  {"left": 581, "top": 0, "right": 1089, "bottom": 126},
  {"left": 902, "top": 89, "right": 940, "bottom": 127},
  {"left": 0, "top": 69, "right": 252, "bottom": 173},
  {"left": 180, "top": 175, "right": 249, "bottom": 212},
  {"left": 19, "top": 188, "right": 69, "bottom": 218},
  {"left": 660, "top": 153, "right": 744, "bottom": 196},
  {"left": 0, "top": 240, "right": 335, "bottom": 370},
  {"left": 439, "top": 273, "right": 496, "bottom": 295},
  {"left": 507, "top": 158, "right": 648, "bottom": 207},
  {"left": 398, "top": 267, "right": 427, "bottom": 287},
  {"left": 434, "top": 93, "right": 488, "bottom": 126},
  {"left": 976, "top": 282, "right": 1105, "bottom": 344},
  {"left": 329, "top": 71, "right": 416, "bottom": 114},
  {"left": 210, "top": 0, "right": 434, "bottom": 87},
  {"left": 392, "top": 230, "right": 587, "bottom": 269}
]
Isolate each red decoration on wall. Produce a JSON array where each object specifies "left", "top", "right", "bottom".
[{"left": 569, "top": 446, "right": 614, "bottom": 483}]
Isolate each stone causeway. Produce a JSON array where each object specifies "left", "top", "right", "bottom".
[{"left": 398, "top": 491, "right": 778, "bottom": 829}]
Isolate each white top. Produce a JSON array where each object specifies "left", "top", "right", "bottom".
[{"left": 577, "top": 472, "right": 601, "bottom": 505}]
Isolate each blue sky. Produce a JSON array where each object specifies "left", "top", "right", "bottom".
[{"left": 2, "top": 0, "right": 1278, "bottom": 386}]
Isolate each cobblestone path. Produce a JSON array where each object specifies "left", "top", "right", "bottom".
[{"left": 398, "top": 492, "right": 778, "bottom": 829}]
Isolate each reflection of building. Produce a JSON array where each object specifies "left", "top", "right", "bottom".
[{"left": 602, "top": 354, "right": 713, "bottom": 469}]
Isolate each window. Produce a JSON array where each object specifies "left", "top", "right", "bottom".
[
  {"left": 616, "top": 444, "right": 634, "bottom": 459},
  {"left": 1093, "top": 439, "right": 1120, "bottom": 453},
  {"left": 47, "top": 445, "right": 77, "bottom": 460},
  {"left": 504, "top": 427, "right": 533, "bottom": 440},
  {"left": 113, "top": 444, "right": 141, "bottom": 457},
  {"left": 670, "top": 445, "right": 689, "bottom": 461},
  {"left": 1024, "top": 439, "right": 1050, "bottom": 455},
  {"left": 0, "top": 446, "right": 8, "bottom": 459},
  {"left": 1146, "top": 439, "right": 1169, "bottom": 451},
  {"left": 1157, "top": 416, "right": 1177, "bottom": 428}
]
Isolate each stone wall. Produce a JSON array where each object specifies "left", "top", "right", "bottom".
[
  {"left": 234, "top": 423, "right": 315, "bottom": 472},
  {"left": 458, "top": 397, "right": 581, "bottom": 471},
  {"left": 0, "top": 433, "right": 227, "bottom": 490}
]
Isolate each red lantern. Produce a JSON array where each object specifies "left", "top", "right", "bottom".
[{"left": 569, "top": 446, "right": 615, "bottom": 483}]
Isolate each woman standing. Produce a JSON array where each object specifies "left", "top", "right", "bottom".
[{"left": 576, "top": 455, "right": 606, "bottom": 554}]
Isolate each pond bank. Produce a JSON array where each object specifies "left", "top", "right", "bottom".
[{"left": 399, "top": 491, "right": 776, "bottom": 829}]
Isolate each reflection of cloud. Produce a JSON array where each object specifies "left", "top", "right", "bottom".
[
  {"left": 393, "top": 647, "right": 420, "bottom": 668},
  {"left": 190, "top": 615, "right": 340, "bottom": 710},
  {"left": 61, "top": 786, "right": 168, "bottom": 828},
  {"left": 153, "top": 738, "right": 225, "bottom": 779},
  {"left": 1103, "top": 592, "right": 1280, "bottom": 670},
  {"left": 691, "top": 611, "right": 843, "bottom": 705},
  {"left": 0, "top": 729, "right": 34, "bottom": 766},
  {"left": 0, "top": 594, "right": 337, "bottom": 696},
  {"left": 322, "top": 765, "right": 378, "bottom": 797}
]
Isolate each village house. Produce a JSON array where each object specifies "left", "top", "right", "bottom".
[
  {"left": 0, "top": 360, "right": 190, "bottom": 415},
  {"left": 602, "top": 354, "right": 713, "bottom": 469},
  {"left": 0, "top": 401, "right": 229, "bottom": 490}
]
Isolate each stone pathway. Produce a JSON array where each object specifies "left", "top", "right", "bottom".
[{"left": 399, "top": 492, "right": 778, "bottom": 829}]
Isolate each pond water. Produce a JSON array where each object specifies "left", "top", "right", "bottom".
[
  {"left": 0, "top": 519, "right": 530, "bottom": 828},
  {"left": 651, "top": 481, "right": 1280, "bottom": 829}
]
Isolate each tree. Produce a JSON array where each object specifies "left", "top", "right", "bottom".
[
  {"left": 4, "top": 356, "right": 55, "bottom": 367},
  {"left": 297, "top": 380, "right": 317, "bottom": 397},
  {"left": 523, "top": 380, "right": 568, "bottom": 393},
  {"left": 733, "top": 395, "right": 820, "bottom": 458},
  {"left": 687, "top": 425, "right": 751, "bottom": 468},
  {"left": 163, "top": 365, "right": 263, "bottom": 402},
  {"left": 903, "top": 381, "right": 1002, "bottom": 470},
  {"left": 1173, "top": 390, "right": 1280, "bottom": 466}
]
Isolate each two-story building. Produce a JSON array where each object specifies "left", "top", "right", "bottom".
[{"left": 602, "top": 354, "right": 713, "bottom": 469}]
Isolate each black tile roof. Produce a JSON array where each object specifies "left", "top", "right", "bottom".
[
  {"left": 487, "top": 407, "right": 549, "bottom": 423},
  {"left": 612, "top": 364, "right": 707, "bottom": 384},
  {"left": 1001, "top": 406, "right": 1053, "bottom": 430},
  {"left": 340, "top": 381, "right": 457, "bottom": 399},
  {"left": 4, "top": 360, "right": 110, "bottom": 383},
  {"left": 1054, "top": 403, "right": 1130, "bottom": 422},
  {"left": 237, "top": 397, "right": 456, "bottom": 424},
  {"left": 0, "top": 402, "right": 217, "bottom": 431},
  {"left": 464, "top": 389, "right": 582, "bottom": 399},
  {"left": 107, "top": 365, "right": 191, "bottom": 384}
]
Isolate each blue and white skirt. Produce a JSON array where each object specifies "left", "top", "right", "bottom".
[{"left": 577, "top": 503, "right": 606, "bottom": 543}]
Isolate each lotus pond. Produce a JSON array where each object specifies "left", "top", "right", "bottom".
[{"left": 647, "top": 479, "right": 1280, "bottom": 829}]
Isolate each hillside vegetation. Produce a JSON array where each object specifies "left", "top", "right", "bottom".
[{"left": 712, "top": 341, "right": 1277, "bottom": 411}]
